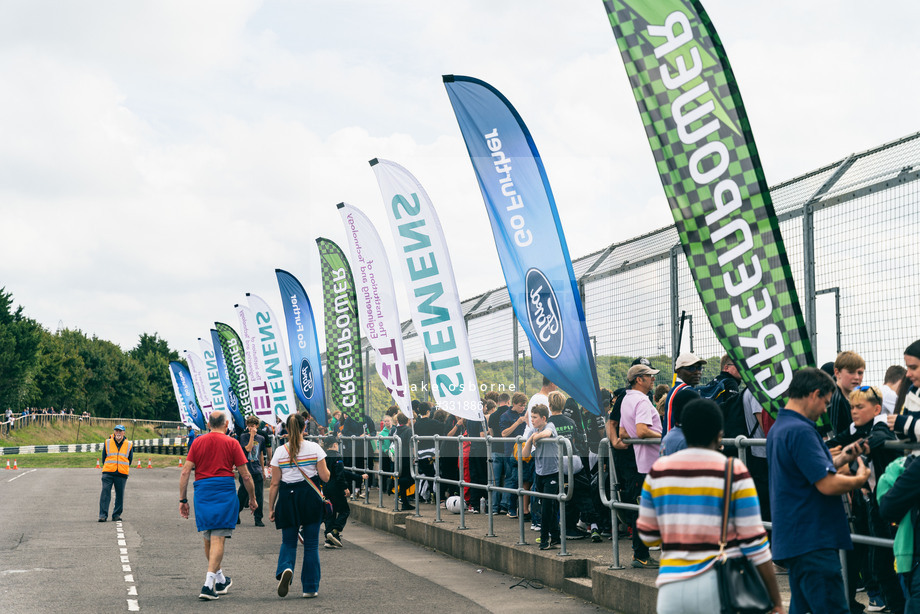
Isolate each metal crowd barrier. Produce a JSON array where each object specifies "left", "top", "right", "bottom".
[
  {"left": 324, "top": 432, "right": 577, "bottom": 555},
  {"left": 302, "top": 429, "right": 917, "bottom": 570},
  {"left": 305, "top": 434, "right": 403, "bottom": 512},
  {"left": 597, "top": 435, "right": 907, "bottom": 572},
  {"left": 413, "top": 434, "right": 576, "bottom": 554}
]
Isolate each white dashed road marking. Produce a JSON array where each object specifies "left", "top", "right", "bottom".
[
  {"left": 6, "top": 469, "right": 37, "bottom": 482},
  {"left": 115, "top": 521, "right": 139, "bottom": 611}
]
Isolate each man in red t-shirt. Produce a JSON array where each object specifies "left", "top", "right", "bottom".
[{"left": 179, "top": 412, "right": 257, "bottom": 601}]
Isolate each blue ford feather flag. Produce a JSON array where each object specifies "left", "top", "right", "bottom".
[
  {"left": 443, "top": 75, "right": 602, "bottom": 416},
  {"left": 168, "top": 361, "right": 206, "bottom": 430},
  {"left": 210, "top": 329, "right": 245, "bottom": 430},
  {"left": 275, "top": 268, "right": 327, "bottom": 427}
]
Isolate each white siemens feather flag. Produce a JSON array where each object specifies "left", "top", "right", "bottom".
[
  {"left": 236, "top": 303, "right": 274, "bottom": 424},
  {"left": 247, "top": 292, "right": 297, "bottom": 422},
  {"left": 198, "top": 336, "right": 235, "bottom": 428},
  {"left": 337, "top": 201, "right": 413, "bottom": 418},
  {"left": 371, "top": 158, "right": 483, "bottom": 421}
]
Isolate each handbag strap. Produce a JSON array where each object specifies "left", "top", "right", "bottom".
[
  {"left": 718, "top": 457, "right": 735, "bottom": 557},
  {"left": 285, "top": 444, "right": 326, "bottom": 501}
]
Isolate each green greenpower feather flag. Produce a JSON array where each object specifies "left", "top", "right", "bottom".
[
  {"left": 214, "top": 321, "right": 255, "bottom": 420},
  {"left": 604, "top": 0, "right": 814, "bottom": 416},
  {"left": 316, "top": 237, "right": 365, "bottom": 421}
]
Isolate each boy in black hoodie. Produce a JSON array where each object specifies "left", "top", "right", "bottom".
[{"left": 322, "top": 436, "right": 367, "bottom": 549}]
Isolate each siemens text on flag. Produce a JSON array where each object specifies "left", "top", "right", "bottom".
[
  {"left": 371, "top": 158, "right": 483, "bottom": 421},
  {"left": 247, "top": 292, "right": 297, "bottom": 422}
]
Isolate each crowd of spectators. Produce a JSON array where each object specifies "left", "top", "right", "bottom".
[{"left": 616, "top": 341, "right": 920, "bottom": 614}]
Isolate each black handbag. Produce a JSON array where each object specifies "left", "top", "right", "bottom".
[{"left": 716, "top": 458, "right": 773, "bottom": 614}]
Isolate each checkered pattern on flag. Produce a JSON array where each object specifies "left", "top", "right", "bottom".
[
  {"left": 214, "top": 322, "right": 255, "bottom": 419},
  {"left": 209, "top": 328, "right": 246, "bottom": 429},
  {"left": 604, "top": 0, "right": 813, "bottom": 415},
  {"left": 315, "top": 238, "right": 365, "bottom": 421}
]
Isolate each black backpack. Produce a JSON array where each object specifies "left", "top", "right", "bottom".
[{"left": 720, "top": 387, "right": 759, "bottom": 457}]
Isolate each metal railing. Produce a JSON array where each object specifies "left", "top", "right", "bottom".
[
  {"left": 313, "top": 434, "right": 403, "bottom": 512},
  {"left": 328, "top": 432, "right": 578, "bottom": 555},
  {"left": 597, "top": 436, "right": 905, "bottom": 573}
]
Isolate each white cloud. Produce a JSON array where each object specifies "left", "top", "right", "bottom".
[{"left": 0, "top": 0, "right": 915, "bottom": 356}]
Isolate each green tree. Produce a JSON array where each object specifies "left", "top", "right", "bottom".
[
  {"left": 129, "top": 333, "right": 179, "bottom": 420},
  {"left": 0, "top": 288, "right": 43, "bottom": 410}
]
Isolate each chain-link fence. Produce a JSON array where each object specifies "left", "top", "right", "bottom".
[{"left": 348, "top": 132, "right": 920, "bottom": 418}]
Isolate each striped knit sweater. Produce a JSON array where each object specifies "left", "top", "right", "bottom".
[{"left": 637, "top": 447, "right": 771, "bottom": 586}]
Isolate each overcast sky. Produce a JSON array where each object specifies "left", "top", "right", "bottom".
[{"left": 1, "top": 0, "right": 917, "bottom": 355}]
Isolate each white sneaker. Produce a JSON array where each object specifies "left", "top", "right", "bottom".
[{"left": 277, "top": 568, "right": 293, "bottom": 598}]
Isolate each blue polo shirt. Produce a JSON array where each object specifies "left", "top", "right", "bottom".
[{"left": 767, "top": 409, "right": 852, "bottom": 560}]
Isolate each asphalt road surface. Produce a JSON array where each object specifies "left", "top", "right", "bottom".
[{"left": 0, "top": 468, "right": 613, "bottom": 613}]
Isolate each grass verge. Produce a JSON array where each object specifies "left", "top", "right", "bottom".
[
  {"left": 1, "top": 421, "right": 176, "bottom": 447},
  {"left": 1, "top": 452, "right": 186, "bottom": 469}
]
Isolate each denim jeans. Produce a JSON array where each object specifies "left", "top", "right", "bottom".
[
  {"left": 901, "top": 561, "right": 920, "bottom": 614},
  {"left": 99, "top": 473, "right": 127, "bottom": 519},
  {"left": 490, "top": 452, "right": 506, "bottom": 510},
  {"left": 501, "top": 456, "right": 519, "bottom": 514},
  {"left": 276, "top": 520, "right": 321, "bottom": 593}
]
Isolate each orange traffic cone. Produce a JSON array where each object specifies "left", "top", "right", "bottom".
[
  {"left": 5, "top": 460, "right": 10, "bottom": 470},
  {"left": 12, "top": 459, "right": 18, "bottom": 470},
  {"left": 136, "top": 460, "right": 141, "bottom": 469},
  {"left": 178, "top": 457, "right": 183, "bottom": 467},
  {"left": 95, "top": 459, "right": 101, "bottom": 469},
  {"left": 146, "top": 459, "right": 152, "bottom": 469}
]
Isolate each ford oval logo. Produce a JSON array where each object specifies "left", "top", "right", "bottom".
[
  {"left": 525, "top": 268, "right": 563, "bottom": 359},
  {"left": 300, "top": 358, "right": 315, "bottom": 399}
]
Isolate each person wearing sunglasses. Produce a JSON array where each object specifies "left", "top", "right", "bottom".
[{"left": 662, "top": 353, "right": 705, "bottom": 433}]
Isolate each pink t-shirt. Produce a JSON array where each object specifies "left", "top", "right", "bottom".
[{"left": 619, "top": 389, "right": 662, "bottom": 474}]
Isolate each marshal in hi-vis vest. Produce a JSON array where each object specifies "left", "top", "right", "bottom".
[{"left": 102, "top": 437, "right": 133, "bottom": 475}]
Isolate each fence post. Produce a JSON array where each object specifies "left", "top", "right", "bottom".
[
  {"left": 669, "top": 244, "right": 680, "bottom": 359},
  {"left": 801, "top": 154, "right": 855, "bottom": 352},
  {"left": 803, "top": 199, "right": 817, "bottom": 349},
  {"left": 364, "top": 347, "right": 371, "bottom": 408},
  {"left": 512, "top": 311, "right": 519, "bottom": 392}
]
